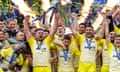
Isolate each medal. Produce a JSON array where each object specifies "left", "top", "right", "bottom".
[
  {"left": 63, "top": 49, "right": 69, "bottom": 61},
  {"left": 36, "top": 41, "right": 43, "bottom": 50},
  {"left": 114, "top": 45, "right": 120, "bottom": 60},
  {"left": 86, "top": 38, "right": 92, "bottom": 50}
]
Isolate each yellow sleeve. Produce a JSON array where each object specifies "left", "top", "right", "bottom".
[
  {"left": 50, "top": 43, "right": 58, "bottom": 52},
  {"left": 54, "top": 44, "right": 64, "bottom": 53},
  {"left": 54, "top": 34, "right": 58, "bottom": 40},
  {"left": 27, "top": 37, "right": 36, "bottom": 53},
  {"left": 75, "top": 34, "right": 84, "bottom": 46},
  {"left": 96, "top": 39, "right": 103, "bottom": 51},
  {"left": 55, "top": 45, "right": 61, "bottom": 50},
  {"left": 107, "top": 43, "right": 114, "bottom": 57},
  {"left": 24, "top": 59, "right": 29, "bottom": 66},
  {"left": 0, "top": 68, "right": 3, "bottom": 72},
  {"left": 73, "top": 47, "right": 80, "bottom": 57},
  {"left": 16, "top": 54, "right": 24, "bottom": 66},
  {"left": 99, "top": 39, "right": 106, "bottom": 50},
  {"left": 45, "top": 35, "right": 56, "bottom": 49},
  {"left": 71, "top": 36, "right": 79, "bottom": 46},
  {"left": 76, "top": 34, "right": 83, "bottom": 40},
  {"left": 45, "top": 35, "right": 52, "bottom": 44},
  {"left": 114, "top": 24, "right": 120, "bottom": 35},
  {"left": 71, "top": 36, "right": 77, "bottom": 43},
  {"left": 1, "top": 47, "right": 12, "bottom": 58},
  {"left": 50, "top": 43, "right": 55, "bottom": 49}
]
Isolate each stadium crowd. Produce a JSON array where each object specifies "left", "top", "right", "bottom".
[{"left": 0, "top": 0, "right": 120, "bottom": 72}]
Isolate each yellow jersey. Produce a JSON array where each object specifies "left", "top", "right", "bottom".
[
  {"left": 56, "top": 43, "right": 80, "bottom": 72},
  {"left": 114, "top": 24, "right": 120, "bottom": 35},
  {"left": 55, "top": 35, "right": 80, "bottom": 72},
  {"left": 76, "top": 34, "right": 101, "bottom": 63},
  {"left": 27, "top": 36, "right": 53, "bottom": 72},
  {"left": 76, "top": 34, "right": 102, "bottom": 72},
  {"left": 107, "top": 43, "right": 120, "bottom": 72}
]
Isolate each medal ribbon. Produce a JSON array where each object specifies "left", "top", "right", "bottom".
[
  {"left": 63, "top": 49, "right": 69, "bottom": 61},
  {"left": 86, "top": 38, "right": 92, "bottom": 50},
  {"left": 36, "top": 41, "right": 43, "bottom": 50},
  {"left": 114, "top": 45, "right": 120, "bottom": 60}
]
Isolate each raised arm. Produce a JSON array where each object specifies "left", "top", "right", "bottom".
[
  {"left": 95, "top": 22, "right": 105, "bottom": 40},
  {"left": 49, "top": 13, "right": 58, "bottom": 39},
  {"left": 69, "top": 25, "right": 79, "bottom": 38},
  {"left": 70, "top": 13, "right": 79, "bottom": 32},
  {"left": 112, "top": 7, "right": 120, "bottom": 19},
  {"left": 53, "top": 40, "right": 66, "bottom": 50},
  {"left": 24, "top": 16, "right": 32, "bottom": 40},
  {"left": 105, "top": 19, "right": 111, "bottom": 45}
]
